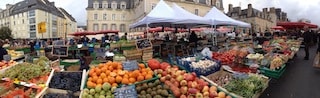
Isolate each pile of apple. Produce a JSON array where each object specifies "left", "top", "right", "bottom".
[
  {"left": 0, "top": 60, "right": 16, "bottom": 70},
  {"left": 154, "top": 66, "right": 232, "bottom": 98}
]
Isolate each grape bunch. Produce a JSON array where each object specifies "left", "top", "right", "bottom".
[
  {"left": 0, "top": 62, "right": 49, "bottom": 81},
  {"left": 49, "top": 72, "right": 82, "bottom": 92}
]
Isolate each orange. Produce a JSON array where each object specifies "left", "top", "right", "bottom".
[
  {"left": 145, "top": 74, "right": 153, "bottom": 80},
  {"left": 123, "top": 74, "right": 129, "bottom": 79},
  {"left": 121, "top": 78, "right": 129, "bottom": 84},
  {"left": 97, "top": 78, "right": 103, "bottom": 84},
  {"left": 103, "top": 78, "right": 109, "bottom": 83},
  {"left": 139, "top": 64, "right": 145, "bottom": 68},
  {"left": 112, "top": 62, "right": 118, "bottom": 69},
  {"left": 147, "top": 71, "right": 154, "bottom": 76},
  {"left": 88, "top": 77, "right": 93, "bottom": 81},
  {"left": 101, "top": 67, "right": 107, "bottom": 73},
  {"left": 132, "top": 70, "right": 140, "bottom": 78},
  {"left": 115, "top": 76, "right": 123, "bottom": 83},
  {"left": 117, "top": 64, "right": 123, "bottom": 70},
  {"left": 92, "top": 76, "right": 99, "bottom": 83},
  {"left": 89, "top": 69, "right": 95, "bottom": 76},
  {"left": 108, "top": 77, "right": 116, "bottom": 84},
  {"left": 92, "top": 73, "right": 98, "bottom": 77},
  {"left": 95, "top": 69, "right": 102, "bottom": 76},
  {"left": 100, "top": 73, "right": 107, "bottom": 79},
  {"left": 137, "top": 76, "right": 144, "bottom": 81},
  {"left": 98, "top": 64, "right": 104, "bottom": 68},
  {"left": 87, "top": 81, "right": 96, "bottom": 88},
  {"left": 112, "top": 83, "right": 118, "bottom": 87},
  {"left": 108, "top": 66, "right": 114, "bottom": 71},
  {"left": 141, "top": 72, "right": 147, "bottom": 76},
  {"left": 105, "top": 70, "right": 111, "bottom": 76},
  {"left": 129, "top": 78, "right": 136, "bottom": 83}
]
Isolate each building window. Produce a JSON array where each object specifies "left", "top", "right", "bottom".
[
  {"left": 216, "top": 1, "right": 220, "bottom": 8},
  {"left": 111, "top": 24, "right": 117, "bottom": 30},
  {"left": 93, "top": 2, "right": 99, "bottom": 9},
  {"left": 195, "top": 9, "right": 199, "bottom": 15},
  {"left": 103, "top": 2, "right": 108, "bottom": 8},
  {"left": 112, "top": 2, "right": 117, "bottom": 9},
  {"left": 103, "top": 14, "right": 107, "bottom": 20},
  {"left": 108, "top": 3, "right": 111, "bottom": 8},
  {"left": 199, "top": 0, "right": 206, "bottom": 4},
  {"left": 13, "top": 21, "right": 15, "bottom": 25},
  {"left": 121, "top": 14, "right": 125, "bottom": 21},
  {"left": 102, "top": 24, "right": 108, "bottom": 30},
  {"left": 94, "top": 14, "right": 98, "bottom": 20},
  {"left": 112, "top": 14, "right": 116, "bottom": 20},
  {"left": 30, "top": 31, "right": 36, "bottom": 38},
  {"left": 93, "top": 24, "right": 99, "bottom": 31},
  {"left": 29, "top": 18, "right": 35, "bottom": 24},
  {"left": 121, "top": 2, "right": 126, "bottom": 9},
  {"left": 151, "top": 3, "right": 156, "bottom": 9},
  {"left": 29, "top": 25, "right": 36, "bottom": 31},
  {"left": 120, "top": 24, "right": 126, "bottom": 32},
  {"left": 29, "top": 10, "right": 35, "bottom": 17}
]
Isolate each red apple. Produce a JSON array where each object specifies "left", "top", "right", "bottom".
[
  {"left": 180, "top": 95, "right": 187, "bottom": 98},
  {"left": 196, "top": 92, "right": 203, "bottom": 98},
  {"left": 174, "top": 81, "right": 180, "bottom": 87},
  {"left": 188, "top": 88, "right": 199, "bottom": 94},
  {"left": 165, "top": 75, "right": 171, "bottom": 80},
  {"left": 209, "top": 91, "right": 218, "bottom": 98},
  {"left": 180, "top": 86, "right": 188, "bottom": 94},
  {"left": 180, "top": 80, "right": 187, "bottom": 86},
  {"left": 202, "top": 86, "right": 209, "bottom": 93},
  {"left": 162, "top": 71, "right": 168, "bottom": 77},
  {"left": 203, "top": 91, "right": 209, "bottom": 97},
  {"left": 170, "top": 78, "right": 176, "bottom": 83},
  {"left": 188, "top": 81, "right": 193, "bottom": 88},
  {"left": 191, "top": 81, "right": 198, "bottom": 88},
  {"left": 176, "top": 75, "right": 184, "bottom": 82},
  {"left": 160, "top": 77, "right": 166, "bottom": 82}
]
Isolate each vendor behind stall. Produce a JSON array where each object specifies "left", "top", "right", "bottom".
[{"left": 0, "top": 40, "right": 8, "bottom": 61}]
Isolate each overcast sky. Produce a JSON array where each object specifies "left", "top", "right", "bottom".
[{"left": 1, "top": 0, "right": 320, "bottom": 26}]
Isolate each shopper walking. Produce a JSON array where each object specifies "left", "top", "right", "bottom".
[
  {"left": 189, "top": 31, "right": 199, "bottom": 47},
  {"left": 303, "top": 26, "right": 312, "bottom": 60},
  {"left": 0, "top": 40, "right": 8, "bottom": 61}
]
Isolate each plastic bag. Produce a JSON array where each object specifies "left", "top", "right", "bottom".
[
  {"left": 201, "top": 47, "right": 212, "bottom": 58},
  {"left": 314, "top": 52, "right": 320, "bottom": 68}
]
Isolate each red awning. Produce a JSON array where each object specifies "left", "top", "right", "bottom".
[
  {"left": 271, "top": 26, "right": 286, "bottom": 31},
  {"left": 69, "top": 31, "right": 96, "bottom": 36},
  {"left": 277, "top": 22, "right": 318, "bottom": 29},
  {"left": 96, "top": 30, "right": 119, "bottom": 34}
]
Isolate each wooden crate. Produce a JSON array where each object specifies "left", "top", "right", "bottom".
[
  {"left": 123, "top": 49, "right": 142, "bottom": 56},
  {"left": 36, "top": 87, "right": 81, "bottom": 98}
]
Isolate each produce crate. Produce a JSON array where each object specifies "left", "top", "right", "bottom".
[
  {"left": 60, "top": 59, "right": 80, "bottom": 68},
  {"left": 176, "top": 56, "right": 221, "bottom": 76},
  {"left": 205, "top": 70, "right": 233, "bottom": 87},
  {"left": 134, "top": 78, "right": 174, "bottom": 98},
  {"left": 47, "top": 70, "right": 86, "bottom": 91},
  {"left": 259, "top": 64, "right": 286, "bottom": 79},
  {"left": 36, "top": 87, "right": 80, "bottom": 98},
  {"left": 123, "top": 49, "right": 142, "bottom": 56}
]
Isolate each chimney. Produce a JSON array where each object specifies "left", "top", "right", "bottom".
[
  {"left": 270, "top": 7, "right": 275, "bottom": 13},
  {"left": 50, "top": 2, "right": 55, "bottom": 6},
  {"left": 6, "top": 4, "right": 12, "bottom": 9},
  {"left": 228, "top": 4, "right": 233, "bottom": 13},
  {"left": 263, "top": 8, "right": 267, "bottom": 13},
  {"left": 247, "top": 4, "right": 253, "bottom": 17}
]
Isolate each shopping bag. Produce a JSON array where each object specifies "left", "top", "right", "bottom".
[{"left": 313, "top": 52, "right": 320, "bottom": 68}]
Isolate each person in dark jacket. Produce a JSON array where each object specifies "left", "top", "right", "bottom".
[
  {"left": 189, "top": 31, "right": 199, "bottom": 47},
  {"left": 0, "top": 41, "right": 8, "bottom": 61},
  {"left": 303, "top": 26, "right": 313, "bottom": 60}
]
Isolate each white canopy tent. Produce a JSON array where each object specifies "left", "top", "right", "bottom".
[
  {"left": 129, "top": 0, "right": 177, "bottom": 28},
  {"left": 204, "top": 6, "right": 251, "bottom": 28},
  {"left": 171, "top": 3, "right": 211, "bottom": 26}
]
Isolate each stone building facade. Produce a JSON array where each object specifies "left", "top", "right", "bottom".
[
  {"left": 0, "top": 0, "right": 77, "bottom": 39},
  {"left": 86, "top": 0, "right": 224, "bottom": 32},
  {"left": 227, "top": 4, "right": 281, "bottom": 33}
]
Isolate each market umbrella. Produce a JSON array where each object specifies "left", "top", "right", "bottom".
[
  {"left": 277, "top": 22, "right": 318, "bottom": 29},
  {"left": 95, "top": 30, "right": 119, "bottom": 34},
  {"left": 69, "top": 31, "right": 96, "bottom": 36},
  {"left": 271, "top": 26, "right": 286, "bottom": 31}
]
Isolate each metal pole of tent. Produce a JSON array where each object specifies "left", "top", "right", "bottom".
[{"left": 147, "top": 23, "right": 149, "bottom": 39}]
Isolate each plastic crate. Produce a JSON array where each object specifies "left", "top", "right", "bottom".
[
  {"left": 259, "top": 64, "right": 286, "bottom": 79},
  {"left": 176, "top": 56, "right": 221, "bottom": 76}
]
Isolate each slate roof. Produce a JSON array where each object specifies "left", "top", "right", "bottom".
[
  {"left": 59, "top": 8, "right": 76, "bottom": 22},
  {"left": 10, "top": 0, "right": 65, "bottom": 18}
]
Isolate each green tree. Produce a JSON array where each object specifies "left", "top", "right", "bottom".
[{"left": 0, "top": 27, "right": 13, "bottom": 40}]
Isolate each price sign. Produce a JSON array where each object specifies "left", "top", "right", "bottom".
[
  {"left": 122, "top": 60, "right": 139, "bottom": 71},
  {"left": 3, "top": 55, "right": 11, "bottom": 61},
  {"left": 114, "top": 85, "right": 138, "bottom": 98},
  {"left": 136, "top": 39, "right": 152, "bottom": 50},
  {"left": 52, "top": 45, "right": 68, "bottom": 57}
]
